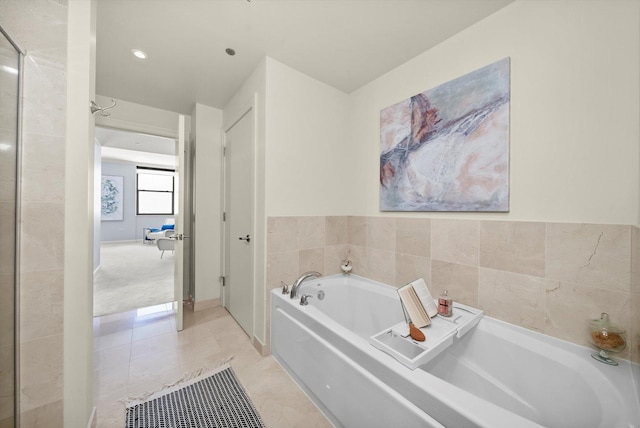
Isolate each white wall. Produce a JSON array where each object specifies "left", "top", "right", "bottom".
[
  {"left": 94, "top": 139, "right": 101, "bottom": 271},
  {"left": 265, "top": 58, "right": 351, "bottom": 216},
  {"left": 64, "top": 0, "right": 96, "bottom": 425},
  {"left": 349, "top": 0, "right": 640, "bottom": 224},
  {"left": 192, "top": 103, "right": 224, "bottom": 304},
  {"left": 95, "top": 94, "right": 179, "bottom": 139}
]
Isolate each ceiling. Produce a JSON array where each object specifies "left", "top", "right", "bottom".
[
  {"left": 96, "top": 126, "right": 176, "bottom": 165},
  {"left": 96, "top": 0, "right": 515, "bottom": 115}
]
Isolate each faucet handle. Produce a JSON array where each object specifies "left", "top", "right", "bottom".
[
  {"left": 281, "top": 281, "right": 290, "bottom": 294},
  {"left": 299, "top": 294, "right": 313, "bottom": 306}
]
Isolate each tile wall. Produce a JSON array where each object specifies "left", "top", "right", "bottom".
[
  {"left": 267, "top": 216, "right": 638, "bottom": 365},
  {"left": 0, "top": 0, "right": 68, "bottom": 426},
  {"left": 632, "top": 227, "right": 639, "bottom": 384}
]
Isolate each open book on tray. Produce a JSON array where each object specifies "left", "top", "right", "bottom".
[{"left": 397, "top": 278, "right": 438, "bottom": 328}]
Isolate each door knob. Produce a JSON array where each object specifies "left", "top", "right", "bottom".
[{"left": 238, "top": 235, "right": 251, "bottom": 243}]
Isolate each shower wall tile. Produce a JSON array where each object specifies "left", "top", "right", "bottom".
[
  {"left": 479, "top": 221, "right": 545, "bottom": 277},
  {"left": 324, "top": 244, "right": 349, "bottom": 276},
  {"left": 431, "top": 260, "right": 479, "bottom": 308},
  {"left": 22, "top": 60, "right": 67, "bottom": 115},
  {"left": 19, "top": 269, "right": 64, "bottom": 343},
  {"left": 395, "top": 253, "right": 430, "bottom": 288},
  {"left": 631, "top": 226, "right": 640, "bottom": 364},
  {"left": 0, "top": 205, "right": 16, "bottom": 276},
  {"left": 545, "top": 281, "right": 630, "bottom": 356},
  {"left": 396, "top": 218, "right": 430, "bottom": 258},
  {"left": 325, "top": 216, "right": 347, "bottom": 246},
  {"left": 546, "top": 223, "right": 631, "bottom": 292},
  {"left": 0, "top": 129, "right": 17, "bottom": 197},
  {"left": 631, "top": 291, "right": 640, "bottom": 364},
  {"left": 266, "top": 250, "right": 299, "bottom": 290},
  {"left": 299, "top": 248, "right": 324, "bottom": 274},
  {"left": 266, "top": 216, "right": 637, "bottom": 364},
  {"left": 1, "top": 0, "right": 68, "bottom": 423},
  {"left": 20, "top": 334, "right": 63, "bottom": 412},
  {"left": 347, "top": 216, "right": 367, "bottom": 246},
  {"left": 19, "top": 399, "right": 63, "bottom": 428},
  {"left": 0, "top": 344, "right": 14, "bottom": 421},
  {"left": 20, "top": 133, "right": 66, "bottom": 204},
  {"left": 348, "top": 245, "right": 367, "bottom": 278},
  {"left": 21, "top": 85, "right": 66, "bottom": 138},
  {"left": 19, "top": 202, "right": 65, "bottom": 272},
  {"left": 0, "top": 0, "right": 68, "bottom": 54},
  {"left": 366, "top": 248, "right": 395, "bottom": 285},
  {"left": 632, "top": 226, "right": 640, "bottom": 294},
  {"left": 22, "top": 54, "right": 67, "bottom": 137},
  {"left": 267, "top": 217, "right": 298, "bottom": 254},
  {"left": 0, "top": 274, "right": 13, "bottom": 349},
  {"left": 297, "top": 216, "right": 325, "bottom": 250},
  {"left": 431, "top": 219, "right": 478, "bottom": 266},
  {"left": 366, "top": 217, "right": 396, "bottom": 252},
  {"left": 478, "top": 268, "right": 549, "bottom": 332}
]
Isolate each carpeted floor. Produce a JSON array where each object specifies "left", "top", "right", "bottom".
[{"left": 94, "top": 241, "right": 174, "bottom": 317}]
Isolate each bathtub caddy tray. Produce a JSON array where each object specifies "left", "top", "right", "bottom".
[{"left": 370, "top": 302, "right": 483, "bottom": 370}]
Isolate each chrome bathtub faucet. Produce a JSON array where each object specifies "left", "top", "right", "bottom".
[{"left": 290, "top": 271, "right": 322, "bottom": 299}]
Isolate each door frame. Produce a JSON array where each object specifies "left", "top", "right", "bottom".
[{"left": 221, "top": 95, "right": 257, "bottom": 336}]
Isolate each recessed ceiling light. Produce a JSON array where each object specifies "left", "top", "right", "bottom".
[
  {"left": 225, "top": 48, "right": 236, "bottom": 56},
  {"left": 131, "top": 49, "right": 148, "bottom": 59}
]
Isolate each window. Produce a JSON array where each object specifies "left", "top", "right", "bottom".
[{"left": 136, "top": 167, "right": 175, "bottom": 215}]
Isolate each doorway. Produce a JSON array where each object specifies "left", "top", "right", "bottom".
[
  {"left": 223, "top": 107, "right": 255, "bottom": 337},
  {"left": 94, "top": 126, "right": 181, "bottom": 317}
]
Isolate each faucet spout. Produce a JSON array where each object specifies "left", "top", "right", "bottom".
[{"left": 290, "top": 271, "right": 322, "bottom": 299}]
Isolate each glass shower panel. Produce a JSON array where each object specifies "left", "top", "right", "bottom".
[{"left": 0, "top": 27, "right": 20, "bottom": 427}]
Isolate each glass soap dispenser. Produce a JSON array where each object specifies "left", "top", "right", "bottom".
[
  {"left": 588, "top": 312, "right": 626, "bottom": 366},
  {"left": 438, "top": 290, "right": 453, "bottom": 317}
]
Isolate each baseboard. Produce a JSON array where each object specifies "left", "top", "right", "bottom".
[
  {"left": 87, "top": 406, "right": 97, "bottom": 428},
  {"left": 252, "top": 337, "right": 269, "bottom": 356},
  {"left": 193, "top": 298, "right": 220, "bottom": 312}
]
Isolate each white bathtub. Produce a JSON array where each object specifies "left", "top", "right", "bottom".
[{"left": 270, "top": 275, "right": 640, "bottom": 428}]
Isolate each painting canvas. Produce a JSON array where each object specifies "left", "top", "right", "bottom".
[
  {"left": 101, "top": 175, "right": 124, "bottom": 221},
  {"left": 380, "top": 57, "right": 510, "bottom": 211}
]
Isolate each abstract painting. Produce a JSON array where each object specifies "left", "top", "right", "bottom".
[
  {"left": 101, "top": 175, "right": 123, "bottom": 221},
  {"left": 380, "top": 57, "right": 510, "bottom": 211}
]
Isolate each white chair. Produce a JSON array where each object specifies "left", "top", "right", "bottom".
[
  {"left": 147, "top": 228, "right": 174, "bottom": 241},
  {"left": 157, "top": 237, "right": 174, "bottom": 258},
  {"left": 145, "top": 219, "right": 175, "bottom": 242}
]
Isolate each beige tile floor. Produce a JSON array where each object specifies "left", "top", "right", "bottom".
[{"left": 93, "top": 303, "right": 332, "bottom": 427}]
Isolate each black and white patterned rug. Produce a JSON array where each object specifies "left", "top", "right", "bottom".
[{"left": 125, "top": 364, "right": 265, "bottom": 428}]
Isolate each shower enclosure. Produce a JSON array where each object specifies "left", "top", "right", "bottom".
[{"left": 0, "top": 25, "right": 23, "bottom": 426}]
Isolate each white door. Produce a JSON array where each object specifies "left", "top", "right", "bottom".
[
  {"left": 174, "top": 114, "right": 187, "bottom": 331},
  {"left": 224, "top": 109, "right": 254, "bottom": 336}
]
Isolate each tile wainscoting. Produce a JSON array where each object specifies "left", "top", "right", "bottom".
[{"left": 267, "top": 216, "right": 639, "bottom": 365}]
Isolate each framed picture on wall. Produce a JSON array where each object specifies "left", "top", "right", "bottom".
[
  {"left": 380, "top": 57, "right": 510, "bottom": 212},
  {"left": 101, "top": 175, "right": 124, "bottom": 221}
]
